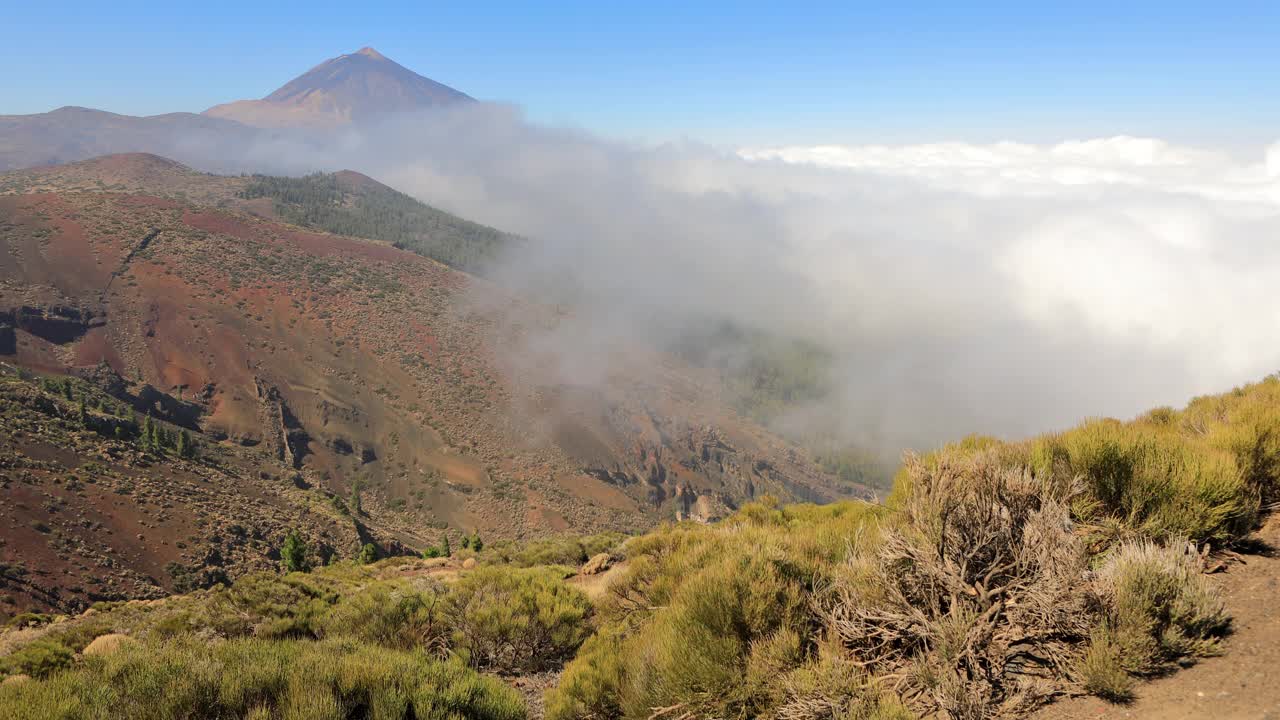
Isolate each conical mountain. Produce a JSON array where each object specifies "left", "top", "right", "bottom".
[{"left": 204, "top": 47, "right": 472, "bottom": 128}]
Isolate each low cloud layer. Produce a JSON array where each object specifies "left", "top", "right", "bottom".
[{"left": 182, "top": 108, "right": 1280, "bottom": 455}]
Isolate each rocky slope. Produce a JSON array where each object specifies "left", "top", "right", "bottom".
[
  {"left": 0, "top": 154, "right": 862, "bottom": 613},
  {"left": 0, "top": 363, "right": 405, "bottom": 617}
]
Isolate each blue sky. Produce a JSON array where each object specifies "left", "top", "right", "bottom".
[{"left": 5, "top": 1, "right": 1279, "bottom": 145}]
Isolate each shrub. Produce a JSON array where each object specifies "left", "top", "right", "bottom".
[
  {"left": 547, "top": 499, "right": 884, "bottom": 720},
  {"left": 1077, "top": 632, "right": 1134, "bottom": 702},
  {"left": 490, "top": 533, "right": 626, "bottom": 568},
  {"left": 618, "top": 546, "right": 811, "bottom": 718},
  {"left": 775, "top": 651, "right": 914, "bottom": 720},
  {"left": 321, "top": 581, "right": 448, "bottom": 652},
  {"left": 4, "top": 612, "right": 53, "bottom": 630},
  {"left": 824, "top": 451, "right": 1092, "bottom": 717},
  {"left": 1036, "top": 420, "right": 1252, "bottom": 543},
  {"left": 0, "top": 637, "right": 526, "bottom": 720},
  {"left": 446, "top": 567, "right": 593, "bottom": 673},
  {"left": 166, "top": 572, "right": 339, "bottom": 639},
  {"left": 1092, "top": 540, "right": 1229, "bottom": 675},
  {"left": 0, "top": 638, "right": 73, "bottom": 679},
  {"left": 544, "top": 627, "right": 626, "bottom": 720}
]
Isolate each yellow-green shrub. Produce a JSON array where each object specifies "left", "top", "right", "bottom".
[
  {"left": 446, "top": 566, "right": 594, "bottom": 673},
  {"left": 547, "top": 500, "right": 885, "bottom": 720},
  {"left": 1092, "top": 541, "right": 1229, "bottom": 675},
  {"left": 320, "top": 580, "right": 447, "bottom": 651},
  {"left": 0, "top": 637, "right": 525, "bottom": 720},
  {"left": 0, "top": 637, "right": 73, "bottom": 679}
]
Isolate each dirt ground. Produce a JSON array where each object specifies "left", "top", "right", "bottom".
[{"left": 1037, "top": 517, "right": 1280, "bottom": 720}]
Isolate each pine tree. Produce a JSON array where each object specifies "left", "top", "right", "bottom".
[
  {"left": 62, "top": 378, "right": 73, "bottom": 401},
  {"left": 176, "top": 430, "right": 189, "bottom": 459},
  {"left": 461, "top": 535, "right": 471, "bottom": 550},
  {"left": 142, "top": 413, "right": 155, "bottom": 450},
  {"left": 77, "top": 396, "right": 87, "bottom": 426},
  {"left": 441, "top": 533, "right": 452, "bottom": 557},
  {"left": 358, "top": 543, "right": 377, "bottom": 565},
  {"left": 281, "top": 530, "right": 308, "bottom": 573},
  {"left": 350, "top": 477, "right": 364, "bottom": 516},
  {"left": 470, "top": 532, "right": 484, "bottom": 553}
]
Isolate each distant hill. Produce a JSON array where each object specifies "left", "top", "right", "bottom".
[
  {"left": 204, "top": 47, "right": 473, "bottom": 128},
  {"left": 238, "top": 170, "right": 515, "bottom": 275},
  {"left": 1, "top": 153, "right": 514, "bottom": 275},
  {"left": 0, "top": 106, "right": 258, "bottom": 172}
]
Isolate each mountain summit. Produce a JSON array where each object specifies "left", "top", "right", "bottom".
[{"left": 203, "top": 47, "right": 472, "bottom": 128}]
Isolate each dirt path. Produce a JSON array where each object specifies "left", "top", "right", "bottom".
[{"left": 1037, "top": 518, "right": 1280, "bottom": 720}]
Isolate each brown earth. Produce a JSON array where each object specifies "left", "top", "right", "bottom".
[
  {"left": 0, "top": 365, "right": 409, "bottom": 617},
  {"left": 1037, "top": 516, "right": 1280, "bottom": 720}
]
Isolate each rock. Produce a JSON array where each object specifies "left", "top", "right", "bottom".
[
  {"left": 581, "top": 552, "right": 613, "bottom": 576},
  {"left": 461, "top": 558, "right": 477, "bottom": 570},
  {"left": 82, "top": 633, "right": 134, "bottom": 657}
]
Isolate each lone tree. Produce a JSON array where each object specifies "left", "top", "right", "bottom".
[
  {"left": 150, "top": 421, "right": 163, "bottom": 453},
  {"left": 358, "top": 543, "right": 378, "bottom": 565},
  {"left": 281, "top": 530, "right": 308, "bottom": 573},
  {"left": 441, "top": 533, "right": 452, "bottom": 557},
  {"left": 349, "top": 477, "right": 365, "bottom": 516},
  {"left": 142, "top": 413, "right": 155, "bottom": 451}
]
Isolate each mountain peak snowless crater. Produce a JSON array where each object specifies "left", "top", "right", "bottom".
[{"left": 204, "top": 47, "right": 473, "bottom": 128}]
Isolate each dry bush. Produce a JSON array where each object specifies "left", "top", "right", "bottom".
[{"left": 823, "top": 451, "right": 1094, "bottom": 717}]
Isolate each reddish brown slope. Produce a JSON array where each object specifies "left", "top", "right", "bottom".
[{"left": 0, "top": 154, "right": 858, "bottom": 548}]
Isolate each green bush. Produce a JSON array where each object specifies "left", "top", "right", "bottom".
[
  {"left": 1034, "top": 419, "right": 1251, "bottom": 543},
  {"left": 0, "top": 637, "right": 525, "bottom": 720},
  {"left": 1077, "top": 632, "right": 1135, "bottom": 702},
  {"left": 446, "top": 567, "right": 593, "bottom": 673},
  {"left": 1093, "top": 541, "right": 1229, "bottom": 675},
  {"left": 321, "top": 581, "right": 447, "bottom": 651},
  {"left": 0, "top": 638, "right": 73, "bottom": 679},
  {"left": 547, "top": 499, "right": 885, "bottom": 720},
  {"left": 544, "top": 627, "right": 626, "bottom": 720},
  {"left": 487, "top": 533, "right": 626, "bottom": 568},
  {"left": 164, "top": 572, "right": 339, "bottom": 639}
]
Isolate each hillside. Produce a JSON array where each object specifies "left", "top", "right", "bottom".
[
  {"left": 0, "top": 364, "right": 412, "bottom": 617},
  {"left": 3, "top": 372, "right": 1278, "bottom": 718},
  {"left": 0, "top": 154, "right": 859, "bottom": 612},
  {"left": 0, "top": 154, "right": 514, "bottom": 275},
  {"left": 237, "top": 170, "right": 516, "bottom": 275}
]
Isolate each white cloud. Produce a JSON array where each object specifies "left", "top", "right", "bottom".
[{"left": 181, "top": 113, "right": 1280, "bottom": 454}]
